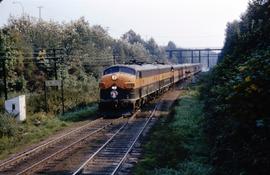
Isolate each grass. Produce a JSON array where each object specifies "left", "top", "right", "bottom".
[
  {"left": 59, "top": 104, "right": 98, "bottom": 122},
  {"left": 0, "top": 103, "right": 98, "bottom": 160},
  {"left": 134, "top": 86, "right": 213, "bottom": 175}
]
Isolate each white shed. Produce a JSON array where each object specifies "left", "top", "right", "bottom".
[{"left": 4, "top": 95, "right": 26, "bottom": 121}]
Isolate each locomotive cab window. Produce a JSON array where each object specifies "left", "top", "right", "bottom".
[
  {"left": 137, "top": 71, "right": 142, "bottom": 78},
  {"left": 103, "top": 66, "right": 136, "bottom": 75}
]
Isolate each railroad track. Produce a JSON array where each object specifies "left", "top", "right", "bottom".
[
  {"left": 72, "top": 105, "right": 157, "bottom": 175},
  {"left": 0, "top": 118, "right": 126, "bottom": 175},
  {"left": 0, "top": 104, "right": 157, "bottom": 175}
]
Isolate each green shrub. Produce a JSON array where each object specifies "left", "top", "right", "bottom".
[
  {"left": 26, "top": 75, "right": 99, "bottom": 115},
  {"left": 151, "top": 168, "right": 181, "bottom": 175},
  {"left": 0, "top": 113, "right": 20, "bottom": 137},
  {"left": 0, "top": 99, "right": 4, "bottom": 112}
]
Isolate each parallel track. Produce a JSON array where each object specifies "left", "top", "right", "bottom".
[
  {"left": 0, "top": 104, "right": 158, "bottom": 175},
  {"left": 72, "top": 105, "right": 157, "bottom": 175},
  {"left": 0, "top": 118, "right": 124, "bottom": 175}
]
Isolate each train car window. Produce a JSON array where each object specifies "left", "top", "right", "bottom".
[
  {"left": 141, "top": 70, "right": 157, "bottom": 77},
  {"left": 119, "top": 67, "right": 136, "bottom": 75},
  {"left": 104, "top": 66, "right": 136, "bottom": 75},
  {"left": 104, "top": 66, "right": 119, "bottom": 75},
  {"left": 138, "top": 71, "right": 142, "bottom": 78}
]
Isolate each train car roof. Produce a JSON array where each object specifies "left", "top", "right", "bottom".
[
  {"left": 111, "top": 64, "right": 163, "bottom": 71},
  {"left": 173, "top": 63, "right": 201, "bottom": 69},
  {"left": 105, "top": 63, "right": 201, "bottom": 72}
]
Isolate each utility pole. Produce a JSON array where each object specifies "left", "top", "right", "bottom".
[
  {"left": 44, "top": 82, "right": 47, "bottom": 113},
  {"left": 60, "top": 56, "right": 64, "bottom": 115},
  {"left": 37, "top": 6, "right": 43, "bottom": 20},
  {"left": 53, "top": 49, "right": 58, "bottom": 80},
  {"left": 13, "top": 1, "right": 24, "bottom": 16},
  {"left": 1, "top": 57, "right": 8, "bottom": 100},
  {"left": 113, "top": 53, "right": 116, "bottom": 65},
  {"left": 112, "top": 47, "right": 117, "bottom": 65}
]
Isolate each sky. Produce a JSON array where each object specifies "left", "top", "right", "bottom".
[{"left": 0, "top": 0, "right": 250, "bottom": 48}]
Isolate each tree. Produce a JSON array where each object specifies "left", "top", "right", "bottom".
[
  {"left": 202, "top": 1, "right": 270, "bottom": 174},
  {"left": 121, "top": 29, "right": 144, "bottom": 45},
  {"left": 166, "top": 41, "right": 177, "bottom": 50}
]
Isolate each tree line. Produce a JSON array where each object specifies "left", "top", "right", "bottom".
[
  {"left": 201, "top": 0, "right": 270, "bottom": 174},
  {"left": 0, "top": 16, "right": 177, "bottom": 113}
]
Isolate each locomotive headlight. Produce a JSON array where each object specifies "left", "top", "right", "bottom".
[
  {"left": 112, "top": 74, "right": 118, "bottom": 81},
  {"left": 112, "top": 86, "right": 117, "bottom": 90},
  {"left": 110, "top": 90, "right": 118, "bottom": 99}
]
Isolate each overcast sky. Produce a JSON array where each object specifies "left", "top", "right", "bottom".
[{"left": 0, "top": 0, "right": 250, "bottom": 48}]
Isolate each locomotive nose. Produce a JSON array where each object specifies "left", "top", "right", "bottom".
[
  {"left": 110, "top": 90, "right": 118, "bottom": 99},
  {"left": 110, "top": 85, "right": 118, "bottom": 99},
  {"left": 99, "top": 73, "right": 136, "bottom": 90}
]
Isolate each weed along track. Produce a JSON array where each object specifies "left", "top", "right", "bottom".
[{"left": 0, "top": 118, "right": 127, "bottom": 175}]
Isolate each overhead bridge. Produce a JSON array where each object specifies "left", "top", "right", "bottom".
[{"left": 166, "top": 48, "right": 222, "bottom": 69}]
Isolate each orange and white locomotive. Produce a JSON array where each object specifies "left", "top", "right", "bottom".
[{"left": 98, "top": 63, "right": 201, "bottom": 116}]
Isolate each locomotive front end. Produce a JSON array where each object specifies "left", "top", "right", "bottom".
[{"left": 99, "top": 65, "right": 137, "bottom": 116}]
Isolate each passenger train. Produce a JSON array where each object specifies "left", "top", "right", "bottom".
[{"left": 98, "top": 63, "right": 202, "bottom": 116}]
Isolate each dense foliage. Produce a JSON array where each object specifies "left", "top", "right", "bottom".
[
  {"left": 0, "top": 16, "right": 170, "bottom": 113},
  {"left": 201, "top": 0, "right": 270, "bottom": 174}
]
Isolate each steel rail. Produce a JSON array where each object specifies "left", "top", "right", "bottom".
[
  {"left": 0, "top": 118, "right": 103, "bottom": 171},
  {"left": 111, "top": 105, "right": 157, "bottom": 175},
  {"left": 72, "top": 111, "right": 140, "bottom": 175},
  {"left": 0, "top": 119, "right": 100, "bottom": 170},
  {"left": 16, "top": 123, "right": 110, "bottom": 175},
  {"left": 72, "top": 106, "right": 157, "bottom": 175},
  {"left": 72, "top": 122, "right": 127, "bottom": 175}
]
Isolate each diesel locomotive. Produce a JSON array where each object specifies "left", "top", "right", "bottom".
[{"left": 98, "top": 63, "right": 202, "bottom": 116}]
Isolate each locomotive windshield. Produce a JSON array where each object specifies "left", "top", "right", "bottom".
[{"left": 103, "top": 66, "right": 136, "bottom": 75}]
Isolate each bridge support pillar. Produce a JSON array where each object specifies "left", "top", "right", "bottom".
[
  {"left": 207, "top": 50, "right": 210, "bottom": 68},
  {"left": 168, "top": 51, "right": 173, "bottom": 59},
  {"left": 178, "top": 51, "right": 183, "bottom": 64},
  {"left": 199, "top": 50, "right": 201, "bottom": 63},
  {"left": 191, "top": 50, "right": 194, "bottom": 63}
]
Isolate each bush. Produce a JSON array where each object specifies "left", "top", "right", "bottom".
[
  {"left": 27, "top": 75, "right": 99, "bottom": 115},
  {"left": 0, "top": 113, "right": 20, "bottom": 137},
  {"left": 0, "top": 98, "right": 4, "bottom": 112}
]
